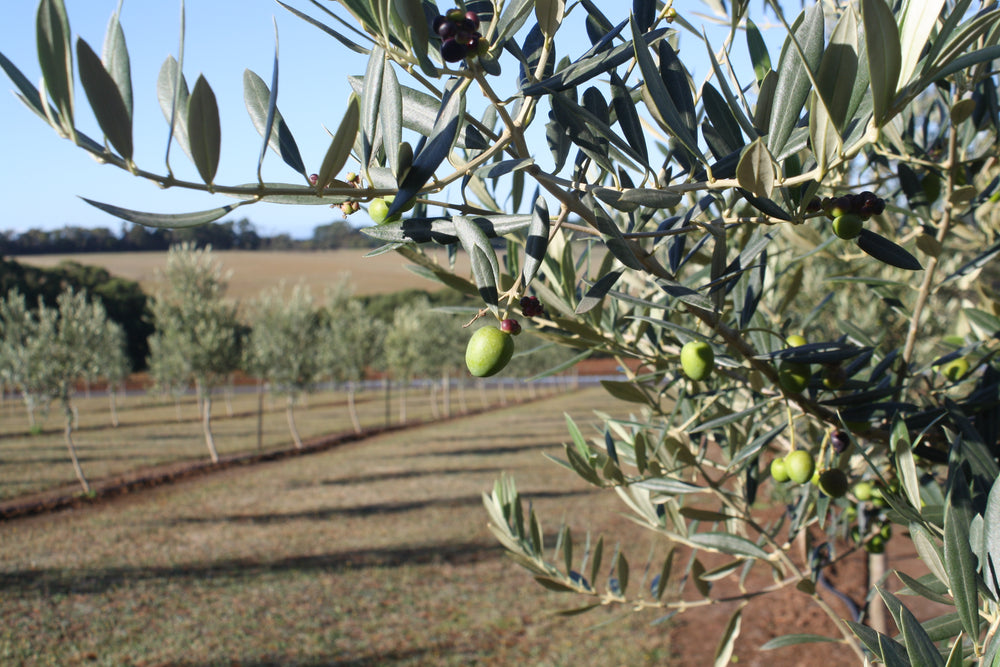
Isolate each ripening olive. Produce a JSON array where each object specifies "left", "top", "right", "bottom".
[
  {"left": 784, "top": 450, "right": 816, "bottom": 485},
  {"left": 465, "top": 326, "right": 515, "bottom": 377},
  {"left": 770, "top": 457, "right": 790, "bottom": 483},
  {"left": 680, "top": 340, "right": 714, "bottom": 381},
  {"left": 818, "top": 469, "right": 849, "bottom": 498}
]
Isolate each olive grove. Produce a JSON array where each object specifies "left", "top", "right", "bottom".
[{"left": 3, "top": 0, "right": 1000, "bottom": 662}]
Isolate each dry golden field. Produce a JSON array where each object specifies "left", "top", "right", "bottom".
[{"left": 14, "top": 248, "right": 472, "bottom": 299}]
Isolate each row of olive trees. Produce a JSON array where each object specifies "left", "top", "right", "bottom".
[
  {"left": 0, "top": 287, "right": 129, "bottom": 492},
  {"left": 0, "top": 242, "right": 562, "bottom": 492},
  {"left": 147, "top": 243, "right": 564, "bottom": 464}
]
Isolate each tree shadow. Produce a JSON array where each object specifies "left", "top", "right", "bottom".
[
  {"left": 309, "top": 466, "right": 500, "bottom": 487},
  {"left": 0, "top": 540, "right": 503, "bottom": 596},
  {"left": 163, "top": 489, "right": 587, "bottom": 524}
]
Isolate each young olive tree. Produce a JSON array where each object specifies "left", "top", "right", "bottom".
[
  {"left": 5, "top": 0, "right": 1000, "bottom": 661},
  {"left": 324, "top": 287, "right": 385, "bottom": 433},
  {"left": 244, "top": 282, "right": 326, "bottom": 448},
  {"left": 0, "top": 290, "right": 54, "bottom": 428},
  {"left": 148, "top": 243, "right": 243, "bottom": 462},
  {"left": 0, "top": 288, "right": 125, "bottom": 492},
  {"left": 382, "top": 298, "right": 455, "bottom": 422}
]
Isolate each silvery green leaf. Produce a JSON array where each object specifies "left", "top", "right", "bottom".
[
  {"left": 523, "top": 197, "right": 549, "bottom": 288},
  {"left": 386, "top": 78, "right": 464, "bottom": 219},
  {"left": 898, "top": 0, "right": 945, "bottom": 87},
  {"left": 76, "top": 38, "right": 133, "bottom": 160},
  {"left": 535, "top": 0, "right": 565, "bottom": 39},
  {"left": 745, "top": 19, "right": 771, "bottom": 82},
  {"left": 945, "top": 465, "right": 981, "bottom": 644},
  {"left": 380, "top": 62, "right": 402, "bottom": 178},
  {"left": 767, "top": 3, "right": 824, "bottom": 155},
  {"left": 243, "top": 69, "right": 307, "bottom": 179},
  {"left": 276, "top": 1, "right": 371, "bottom": 55},
  {"left": 316, "top": 95, "right": 360, "bottom": 190},
  {"left": 101, "top": 9, "right": 132, "bottom": 119},
  {"left": 862, "top": 0, "right": 901, "bottom": 125},
  {"left": 157, "top": 55, "right": 192, "bottom": 162},
  {"left": 36, "top": 0, "right": 74, "bottom": 134},
  {"left": 187, "top": 74, "right": 221, "bottom": 185},
  {"left": 735, "top": 138, "right": 774, "bottom": 199},
  {"left": 82, "top": 197, "right": 250, "bottom": 228}
]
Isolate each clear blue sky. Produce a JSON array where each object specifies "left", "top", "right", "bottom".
[{"left": 0, "top": 1, "right": 770, "bottom": 240}]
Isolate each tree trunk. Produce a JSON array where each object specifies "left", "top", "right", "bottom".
[
  {"left": 256, "top": 379, "right": 264, "bottom": 450},
  {"left": 868, "top": 552, "right": 888, "bottom": 633},
  {"left": 24, "top": 393, "right": 37, "bottom": 428},
  {"left": 383, "top": 377, "right": 392, "bottom": 426},
  {"left": 399, "top": 380, "right": 408, "bottom": 423},
  {"left": 63, "top": 398, "right": 90, "bottom": 494},
  {"left": 347, "top": 382, "right": 362, "bottom": 434},
  {"left": 441, "top": 370, "right": 451, "bottom": 418},
  {"left": 108, "top": 386, "right": 120, "bottom": 427},
  {"left": 286, "top": 395, "right": 303, "bottom": 448},
  {"left": 499, "top": 380, "right": 507, "bottom": 405},
  {"left": 429, "top": 384, "right": 440, "bottom": 420},
  {"left": 458, "top": 379, "right": 468, "bottom": 414},
  {"left": 478, "top": 380, "right": 487, "bottom": 409},
  {"left": 224, "top": 376, "right": 234, "bottom": 417},
  {"left": 201, "top": 390, "right": 219, "bottom": 463}
]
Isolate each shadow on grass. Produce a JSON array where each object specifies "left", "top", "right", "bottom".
[
  {"left": 0, "top": 540, "right": 503, "bottom": 596},
  {"left": 310, "top": 466, "right": 501, "bottom": 487},
  {"left": 162, "top": 489, "right": 587, "bottom": 524},
  {"left": 411, "top": 442, "right": 557, "bottom": 457},
  {"left": 163, "top": 647, "right": 442, "bottom": 666}
]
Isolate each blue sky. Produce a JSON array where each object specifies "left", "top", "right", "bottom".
[{"left": 0, "top": 1, "right": 772, "bottom": 240}]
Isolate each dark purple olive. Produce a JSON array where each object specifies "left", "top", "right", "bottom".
[
  {"left": 440, "top": 38, "right": 468, "bottom": 62},
  {"left": 437, "top": 21, "right": 457, "bottom": 38}
]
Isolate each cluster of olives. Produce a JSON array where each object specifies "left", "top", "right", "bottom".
[
  {"left": 771, "top": 449, "right": 851, "bottom": 497},
  {"left": 309, "top": 172, "right": 364, "bottom": 216},
  {"left": 770, "top": 450, "right": 816, "bottom": 485},
  {"left": 520, "top": 295, "right": 545, "bottom": 317},
  {"left": 847, "top": 480, "right": 897, "bottom": 553},
  {"left": 778, "top": 334, "right": 810, "bottom": 393},
  {"left": 821, "top": 191, "right": 886, "bottom": 239},
  {"left": 433, "top": 9, "right": 488, "bottom": 63}
]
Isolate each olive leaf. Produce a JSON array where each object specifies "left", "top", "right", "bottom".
[
  {"left": 187, "top": 75, "right": 221, "bottom": 185},
  {"left": 76, "top": 38, "right": 133, "bottom": 160}
]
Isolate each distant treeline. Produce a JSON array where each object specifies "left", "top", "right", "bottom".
[{"left": 1, "top": 219, "right": 378, "bottom": 255}]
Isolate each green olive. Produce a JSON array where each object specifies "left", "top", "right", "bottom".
[
  {"left": 941, "top": 357, "right": 970, "bottom": 382},
  {"left": 778, "top": 360, "right": 811, "bottom": 393},
  {"left": 770, "top": 457, "right": 790, "bottom": 483},
  {"left": 784, "top": 450, "right": 816, "bottom": 485},
  {"left": 832, "top": 213, "right": 864, "bottom": 239},
  {"left": 818, "top": 469, "right": 849, "bottom": 498},
  {"left": 465, "top": 326, "right": 515, "bottom": 377},
  {"left": 680, "top": 340, "right": 714, "bottom": 381}
]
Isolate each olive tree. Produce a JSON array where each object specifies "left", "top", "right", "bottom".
[
  {"left": 0, "top": 290, "right": 53, "bottom": 428},
  {"left": 148, "top": 243, "right": 243, "bottom": 462},
  {"left": 324, "top": 286, "right": 385, "bottom": 433},
  {"left": 0, "top": 288, "right": 126, "bottom": 492},
  {"left": 4, "top": 0, "right": 1000, "bottom": 661},
  {"left": 244, "top": 282, "right": 326, "bottom": 448}
]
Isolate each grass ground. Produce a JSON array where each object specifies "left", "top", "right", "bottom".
[
  {"left": 0, "top": 387, "right": 677, "bottom": 666},
  {"left": 0, "top": 378, "right": 559, "bottom": 502}
]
